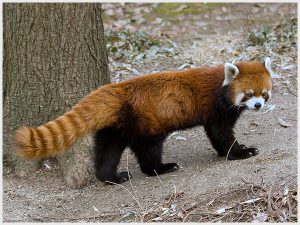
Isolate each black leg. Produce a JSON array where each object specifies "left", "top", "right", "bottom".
[
  {"left": 94, "top": 129, "right": 131, "bottom": 184},
  {"left": 204, "top": 122, "right": 259, "bottom": 160},
  {"left": 130, "top": 136, "right": 179, "bottom": 176}
]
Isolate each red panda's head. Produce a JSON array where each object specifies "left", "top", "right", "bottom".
[{"left": 223, "top": 57, "right": 278, "bottom": 110}]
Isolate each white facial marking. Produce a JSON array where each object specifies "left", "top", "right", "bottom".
[
  {"left": 222, "top": 63, "right": 239, "bottom": 86},
  {"left": 245, "top": 96, "right": 265, "bottom": 110},
  {"left": 235, "top": 93, "right": 245, "bottom": 105}
]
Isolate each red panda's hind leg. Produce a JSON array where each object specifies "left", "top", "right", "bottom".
[
  {"left": 94, "top": 128, "right": 131, "bottom": 184},
  {"left": 130, "top": 135, "right": 179, "bottom": 176}
]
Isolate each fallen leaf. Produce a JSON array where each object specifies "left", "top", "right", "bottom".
[
  {"left": 92, "top": 205, "right": 99, "bottom": 212},
  {"left": 250, "top": 122, "right": 259, "bottom": 126},
  {"left": 261, "top": 104, "right": 276, "bottom": 114},
  {"left": 282, "top": 64, "right": 295, "bottom": 70},
  {"left": 152, "top": 217, "right": 163, "bottom": 221},
  {"left": 169, "top": 132, "right": 179, "bottom": 138},
  {"left": 276, "top": 116, "right": 291, "bottom": 127},
  {"left": 175, "top": 136, "right": 187, "bottom": 141},
  {"left": 178, "top": 63, "right": 192, "bottom": 70},
  {"left": 216, "top": 207, "right": 225, "bottom": 214},
  {"left": 43, "top": 162, "right": 51, "bottom": 170},
  {"left": 251, "top": 212, "right": 268, "bottom": 222},
  {"left": 177, "top": 211, "right": 184, "bottom": 219},
  {"left": 206, "top": 199, "right": 215, "bottom": 207},
  {"left": 284, "top": 187, "right": 289, "bottom": 195},
  {"left": 241, "top": 198, "right": 261, "bottom": 204}
]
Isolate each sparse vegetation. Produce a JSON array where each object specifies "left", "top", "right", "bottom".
[
  {"left": 243, "top": 25, "right": 272, "bottom": 47},
  {"left": 153, "top": 3, "right": 221, "bottom": 17},
  {"left": 36, "top": 177, "right": 296, "bottom": 222},
  {"left": 105, "top": 30, "right": 178, "bottom": 63},
  {"left": 243, "top": 16, "right": 297, "bottom": 54}
]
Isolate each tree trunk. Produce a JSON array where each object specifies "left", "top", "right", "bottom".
[{"left": 3, "top": 3, "right": 110, "bottom": 188}]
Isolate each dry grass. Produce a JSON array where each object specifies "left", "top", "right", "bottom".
[
  {"left": 48, "top": 175, "right": 296, "bottom": 222},
  {"left": 128, "top": 175, "right": 297, "bottom": 222},
  {"left": 182, "top": 178, "right": 297, "bottom": 222}
]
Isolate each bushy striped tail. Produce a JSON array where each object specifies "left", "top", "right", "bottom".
[{"left": 14, "top": 88, "right": 120, "bottom": 159}]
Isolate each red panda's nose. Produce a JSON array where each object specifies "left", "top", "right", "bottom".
[{"left": 254, "top": 102, "right": 261, "bottom": 109}]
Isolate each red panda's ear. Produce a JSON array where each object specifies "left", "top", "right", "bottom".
[
  {"left": 222, "top": 63, "right": 239, "bottom": 86},
  {"left": 264, "top": 57, "right": 280, "bottom": 79}
]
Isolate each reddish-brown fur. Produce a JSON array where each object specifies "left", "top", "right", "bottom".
[
  {"left": 230, "top": 61, "right": 272, "bottom": 99},
  {"left": 14, "top": 61, "right": 271, "bottom": 160}
]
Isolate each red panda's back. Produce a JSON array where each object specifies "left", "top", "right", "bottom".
[{"left": 118, "top": 65, "right": 225, "bottom": 135}]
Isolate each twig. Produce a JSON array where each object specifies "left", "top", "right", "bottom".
[
  {"left": 41, "top": 211, "right": 126, "bottom": 222},
  {"left": 182, "top": 203, "right": 198, "bottom": 222},
  {"left": 260, "top": 176, "right": 265, "bottom": 193},
  {"left": 125, "top": 152, "right": 146, "bottom": 222},
  {"left": 236, "top": 212, "right": 247, "bottom": 222},
  {"left": 125, "top": 152, "right": 139, "bottom": 202},
  {"left": 125, "top": 152, "right": 132, "bottom": 188},
  {"left": 285, "top": 84, "right": 297, "bottom": 96},
  {"left": 241, "top": 177, "right": 251, "bottom": 184},
  {"left": 209, "top": 213, "right": 227, "bottom": 222},
  {"left": 225, "top": 139, "right": 237, "bottom": 160},
  {"left": 172, "top": 182, "right": 178, "bottom": 203},
  {"left": 267, "top": 184, "right": 275, "bottom": 221},
  {"left": 105, "top": 181, "right": 143, "bottom": 211},
  {"left": 154, "top": 170, "right": 166, "bottom": 189},
  {"left": 286, "top": 194, "right": 293, "bottom": 216}
]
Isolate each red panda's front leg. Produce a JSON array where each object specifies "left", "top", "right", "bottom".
[{"left": 204, "top": 123, "right": 259, "bottom": 160}]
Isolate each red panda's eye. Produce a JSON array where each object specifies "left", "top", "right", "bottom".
[
  {"left": 262, "top": 92, "right": 267, "bottom": 97},
  {"left": 246, "top": 92, "right": 253, "bottom": 98}
]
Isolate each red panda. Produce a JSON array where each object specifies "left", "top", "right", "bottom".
[{"left": 14, "top": 57, "right": 276, "bottom": 184}]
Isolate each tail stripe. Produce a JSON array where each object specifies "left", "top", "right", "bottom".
[
  {"left": 64, "top": 112, "right": 80, "bottom": 137},
  {"left": 44, "top": 124, "right": 58, "bottom": 152},
  {"left": 14, "top": 88, "right": 121, "bottom": 159},
  {"left": 55, "top": 118, "right": 68, "bottom": 149},
  {"left": 35, "top": 128, "right": 47, "bottom": 150},
  {"left": 78, "top": 106, "right": 93, "bottom": 126},
  {"left": 30, "top": 128, "right": 39, "bottom": 149},
  {"left": 29, "top": 128, "right": 35, "bottom": 149},
  {"left": 71, "top": 110, "right": 86, "bottom": 133},
  {"left": 74, "top": 107, "right": 89, "bottom": 122},
  {"left": 74, "top": 111, "right": 91, "bottom": 132}
]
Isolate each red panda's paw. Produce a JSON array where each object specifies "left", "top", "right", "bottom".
[
  {"left": 159, "top": 163, "right": 180, "bottom": 174},
  {"left": 142, "top": 163, "right": 179, "bottom": 176},
  {"left": 227, "top": 145, "right": 259, "bottom": 160},
  {"left": 117, "top": 171, "right": 132, "bottom": 183},
  {"left": 227, "top": 151, "right": 252, "bottom": 160},
  {"left": 240, "top": 145, "right": 259, "bottom": 156},
  {"left": 102, "top": 172, "right": 132, "bottom": 185}
]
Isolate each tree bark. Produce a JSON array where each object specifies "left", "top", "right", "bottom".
[{"left": 3, "top": 3, "right": 110, "bottom": 188}]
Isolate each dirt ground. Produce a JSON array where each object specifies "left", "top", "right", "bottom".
[{"left": 2, "top": 3, "right": 297, "bottom": 222}]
